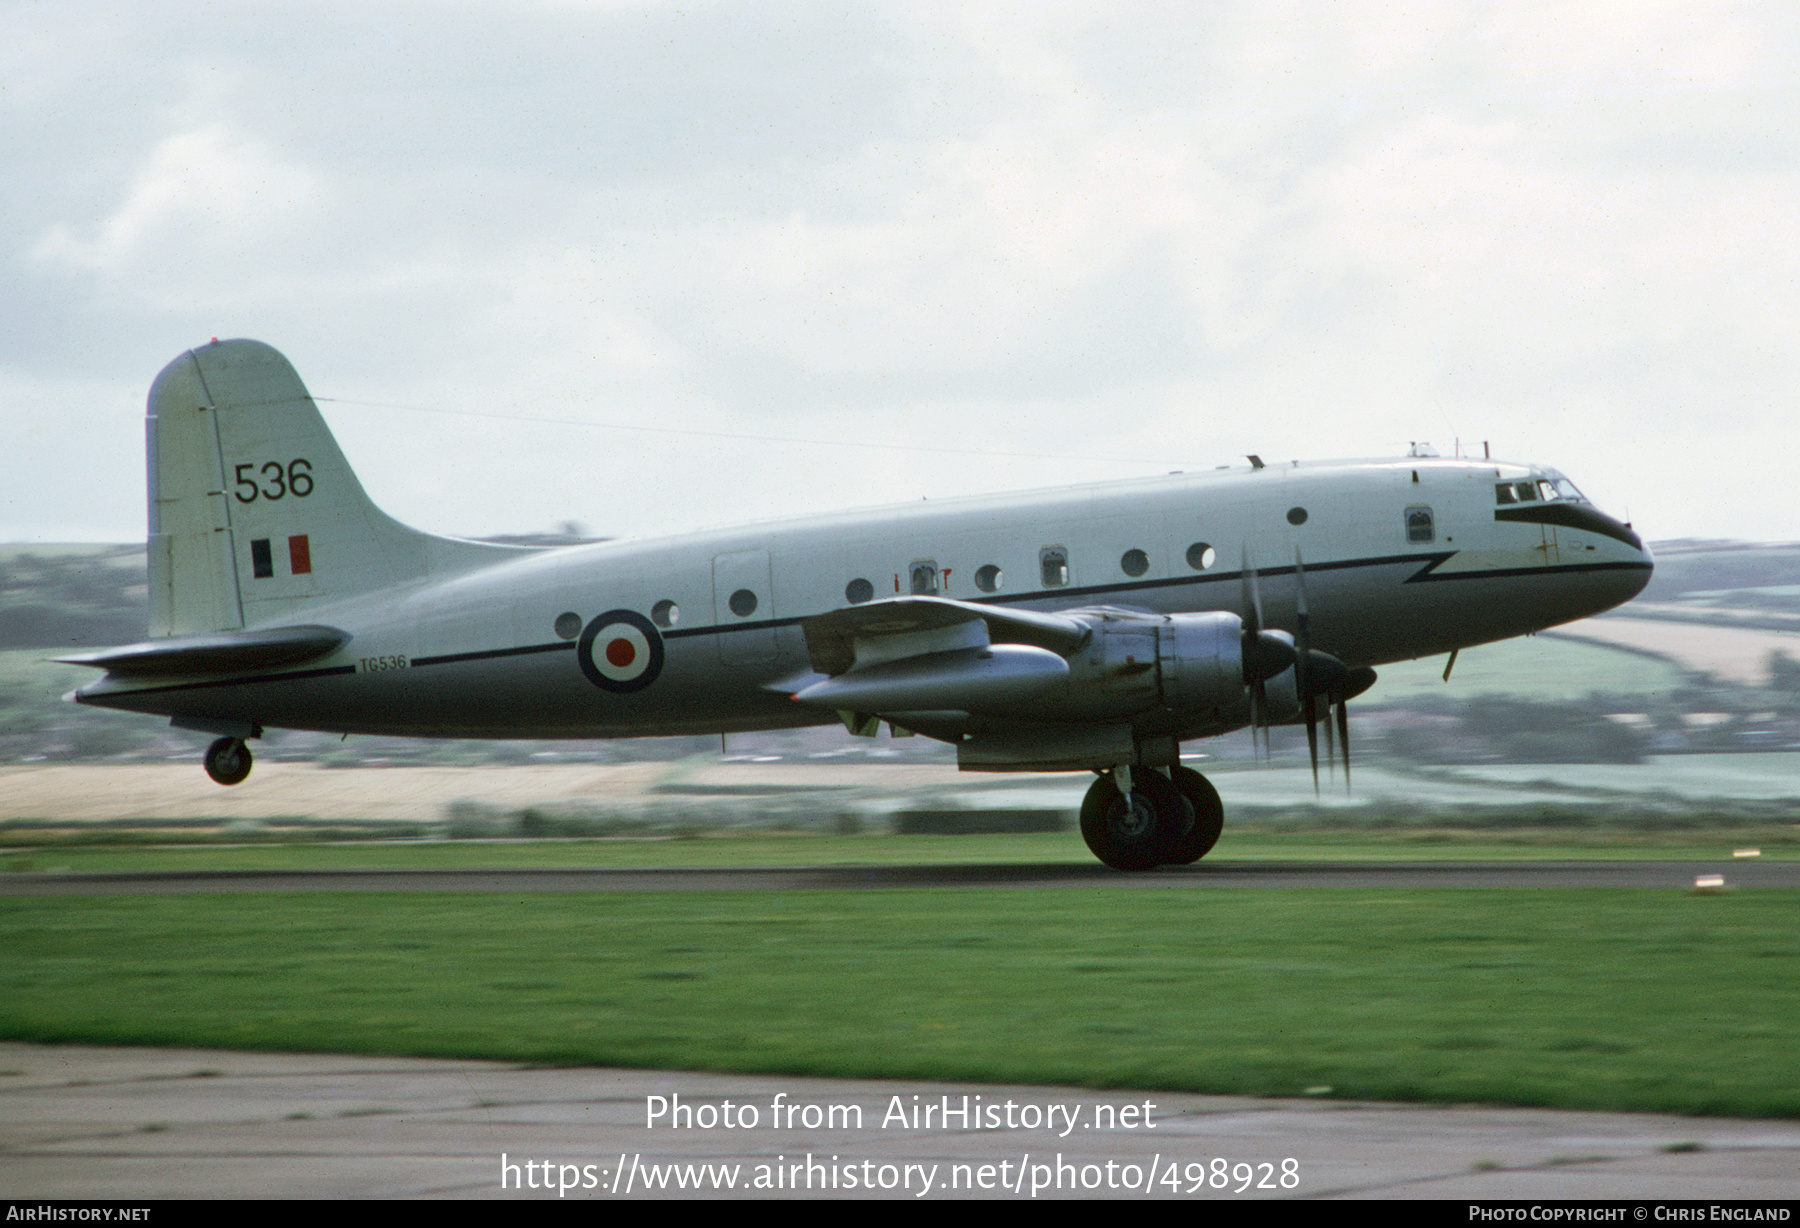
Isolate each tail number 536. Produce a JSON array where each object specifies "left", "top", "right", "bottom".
[{"left": 234, "top": 459, "right": 314, "bottom": 503}]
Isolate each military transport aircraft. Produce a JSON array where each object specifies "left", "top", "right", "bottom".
[{"left": 61, "top": 340, "right": 1654, "bottom": 869}]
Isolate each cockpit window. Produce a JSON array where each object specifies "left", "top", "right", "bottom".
[{"left": 1496, "top": 477, "right": 1589, "bottom": 507}]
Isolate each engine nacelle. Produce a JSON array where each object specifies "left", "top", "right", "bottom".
[
  {"left": 1049, "top": 608, "right": 1295, "bottom": 722},
  {"left": 793, "top": 604, "right": 1296, "bottom": 733}
]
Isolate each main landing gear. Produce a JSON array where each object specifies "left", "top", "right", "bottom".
[
  {"left": 203, "top": 737, "right": 253, "bottom": 786},
  {"left": 1079, "top": 765, "right": 1223, "bottom": 871}
]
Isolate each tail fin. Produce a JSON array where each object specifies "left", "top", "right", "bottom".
[{"left": 147, "top": 338, "right": 522, "bottom": 635}]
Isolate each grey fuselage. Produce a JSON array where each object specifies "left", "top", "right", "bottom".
[{"left": 77, "top": 456, "right": 1653, "bottom": 743}]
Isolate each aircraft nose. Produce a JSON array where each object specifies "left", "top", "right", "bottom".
[{"left": 1595, "top": 532, "right": 1653, "bottom": 610}]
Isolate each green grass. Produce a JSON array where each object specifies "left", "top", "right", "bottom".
[
  {"left": 3, "top": 889, "right": 1798, "bottom": 1116},
  {"left": 3, "top": 827, "right": 1796, "bottom": 874}
]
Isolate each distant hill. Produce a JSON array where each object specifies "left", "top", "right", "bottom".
[
  {"left": 1622, "top": 540, "right": 1800, "bottom": 633},
  {"left": 0, "top": 545, "right": 147, "bottom": 649}
]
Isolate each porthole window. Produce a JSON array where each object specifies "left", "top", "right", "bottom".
[
  {"left": 651, "top": 599, "right": 680, "bottom": 628},
  {"left": 1185, "top": 542, "right": 1216, "bottom": 571},
  {"left": 974, "top": 564, "right": 1003, "bottom": 593},
  {"left": 728, "top": 588, "right": 758, "bottom": 617},
  {"left": 1039, "top": 547, "right": 1069, "bottom": 588},
  {"left": 1287, "top": 506, "right": 1309, "bottom": 526},
  {"left": 553, "top": 612, "right": 582, "bottom": 640},
  {"left": 1120, "top": 548, "right": 1149, "bottom": 577},
  {"left": 845, "top": 577, "right": 874, "bottom": 604},
  {"left": 1406, "top": 505, "right": 1435, "bottom": 544}
]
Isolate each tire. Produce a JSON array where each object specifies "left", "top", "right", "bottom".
[
  {"left": 1080, "top": 771, "right": 1184, "bottom": 871},
  {"left": 203, "top": 737, "right": 253, "bottom": 786},
  {"left": 1166, "top": 766, "right": 1223, "bottom": 864}
]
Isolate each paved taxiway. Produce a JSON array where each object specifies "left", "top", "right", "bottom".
[
  {"left": 2, "top": 1044, "right": 1797, "bottom": 1200},
  {"left": 3, "top": 859, "right": 1797, "bottom": 896}
]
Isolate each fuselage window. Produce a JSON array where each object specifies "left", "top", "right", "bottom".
[
  {"left": 1406, "top": 505, "right": 1435, "bottom": 544},
  {"left": 728, "top": 588, "right": 758, "bottom": 617},
  {"left": 845, "top": 578, "right": 874, "bottom": 605},
  {"left": 553, "top": 611, "right": 582, "bottom": 640},
  {"left": 1287, "top": 506, "right": 1309, "bottom": 526},
  {"left": 650, "top": 600, "right": 680, "bottom": 628},
  {"left": 1120, "top": 548, "right": 1149, "bottom": 577},
  {"left": 1185, "top": 542, "right": 1216, "bottom": 571},
  {"left": 1040, "top": 547, "right": 1070, "bottom": 588},
  {"left": 974, "top": 564, "right": 1003, "bottom": 593},
  {"left": 909, "top": 560, "right": 939, "bottom": 596}
]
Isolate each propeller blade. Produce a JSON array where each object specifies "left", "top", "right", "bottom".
[
  {"left": 1337, "top": 694, "right": 1352, "bottom": 786},
  {"left": 1241, "top": 549, "right": 1269, "bottom": 758},
  {"left": 1295, "top": 547, "right": 1319, "bottom": 792},
  {"left": 1303, "top": 693, "right": 1320, "bottom": 793},
  {"left": 1322, "top": 688, "right": 1336, "bottom": 783}
]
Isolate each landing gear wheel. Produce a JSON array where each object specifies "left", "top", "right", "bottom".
[
  {"left": 204, "top": 737, "right": 253, "bottom": 786},
  {"left": 1080, "top": 770, "right": 1184, "bottom": 871},
  {"left": 1166, "top": 766, "right": 1224, "bottom": 864}
]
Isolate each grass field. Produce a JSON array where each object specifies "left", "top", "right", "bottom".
[
  {"left": 4, "top": 888, "right": 1797, "bottom": 1117},
  {"left": 4, "top": 826, "right": 1797, "bottom": 874}
]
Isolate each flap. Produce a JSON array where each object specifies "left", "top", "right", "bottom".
[
  {"left": 56, "top": 624, "right": 351, "bottom": 677},
  {"left": 801, "top": 596, "right": 1088, "bottom": 675}
]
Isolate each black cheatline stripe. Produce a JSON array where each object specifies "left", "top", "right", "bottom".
[
  {"left": 663, "top": 618, "right": 792, "bottom": 640},
  {"left": 410, "top": 641, "right": 577, "bottom": 668},
  {"left": 1405, "top": 559, "right": 1653, "bottom": 584},
  {"left": 94, "top": 552, "right": 1651, "bottom": 698}
]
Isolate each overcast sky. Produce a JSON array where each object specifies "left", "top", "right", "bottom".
[{"left": 4, "top": 1, "right": 1796, "bottom": 546}]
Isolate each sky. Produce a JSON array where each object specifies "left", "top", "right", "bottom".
[{"left": 4, "top": 0, "right": 1797, "bottom": 545}]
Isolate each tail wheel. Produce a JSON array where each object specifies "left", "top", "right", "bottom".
[
  {"left": 204, "top": 737, "right": 253, "bottom": 786},
  {"left": 1167, "top": 766, "right": 1223, "bottom": 864},
  {"left": 1080, "top": 771, "right": 1184, "bottom": 871}
]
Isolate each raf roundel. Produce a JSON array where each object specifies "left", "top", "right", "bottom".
[{"left": 577, "top": 609, "right": 665, "bottom": 693}]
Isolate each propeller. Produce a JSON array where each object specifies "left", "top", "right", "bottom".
[
  {"left": 1292, "top": 547, "right": 1366, "bottom": 794},
  {"left": 1241, "top": 549, "right": 1274, "bottom": 758}
]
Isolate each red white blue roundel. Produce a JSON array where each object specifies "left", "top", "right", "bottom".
[{"left": 577, "top": 609, "right": 664, "bottom": 693}]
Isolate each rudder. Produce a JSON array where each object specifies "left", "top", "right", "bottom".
[{"left": 147, "top": 339, "right": 521, "bottom": 636}]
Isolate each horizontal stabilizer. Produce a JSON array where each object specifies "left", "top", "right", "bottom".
[
  {"left": 802, "top": 596, "right": 1088, "bottom": 675},
  {"left": 56, "top": 625, "right": 350, "bottom": 677}
]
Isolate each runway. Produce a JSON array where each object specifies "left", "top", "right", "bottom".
[
  {"left": 3, "top": 858, "right": 1797, "bottom": 896},
  {"left": 2, "top": 1043, "right": 1797, "bottom": 1201}
]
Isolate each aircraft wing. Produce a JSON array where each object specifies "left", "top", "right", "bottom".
[
  {"left": 56, "top": 625, "right": 351, "bottom": 677},
  {"left": 800, "top": 596, "right": 1087, "bottom": 675},
  {"left": 792, "top": 597, "right": 1087, "bottom": 716}
]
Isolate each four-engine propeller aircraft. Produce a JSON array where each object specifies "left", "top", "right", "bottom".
[{"left": 62, "top": 340, "right": 1654, "bottom": 869}]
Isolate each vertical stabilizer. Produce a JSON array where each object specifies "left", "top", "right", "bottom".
[{"left": 147, "top": 339, "right": 524, "bottom": 636}]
